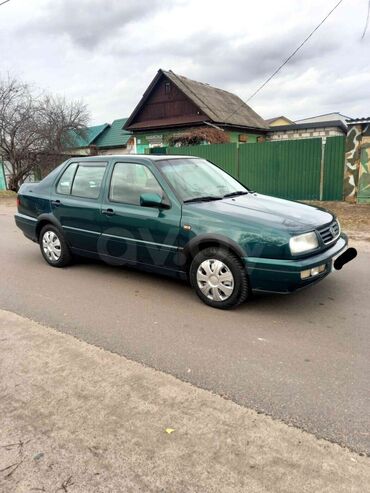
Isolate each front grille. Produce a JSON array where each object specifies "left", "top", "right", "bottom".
[{"left": 317, "top": 220, "right": 340, "bottom": 245}]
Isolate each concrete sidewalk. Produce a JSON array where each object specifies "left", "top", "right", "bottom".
[{"left": 0, "top": 310, "right": 368, "bottom": 492}]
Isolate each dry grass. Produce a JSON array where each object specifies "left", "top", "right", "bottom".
[
  {"left": 0, "top": 190, "right": 16, "bottom": 198},
  {"left": 0, "top": 190, "right": 17, "bottom": 207}
]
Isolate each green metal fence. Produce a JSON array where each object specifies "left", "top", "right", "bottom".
[
  {"left": 164, "top": 136, "right": 345, "bottom": 201},
  {"left": 239, "top": 138, "right": 322, "bottom": 200},
  {"left": 322, "top": 136, "right": 345, "bottom": 200},
  {"left": 0, "top": 161, "right": 6, "bottom": 191},
  {"left": 167, "top": 143, "right": 239, "bottom": 177}
]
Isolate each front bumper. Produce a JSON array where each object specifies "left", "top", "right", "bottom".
[{"left": 244, "top": 234, "right": 348, "bottom": 293}]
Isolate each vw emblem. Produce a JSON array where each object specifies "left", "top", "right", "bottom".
[{"left": 329, "top": 225, "right": 336, "bottom": 237}]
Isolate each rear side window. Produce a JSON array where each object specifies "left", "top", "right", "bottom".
[
  {"left": 71, "top": 165, "right": 106, "bottom": 199},
  {"left": 56, "top": 163, "right": 78, "bottom": 195}
]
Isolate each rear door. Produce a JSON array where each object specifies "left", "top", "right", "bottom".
[{"left": 51, "top": 161, "right": 108, "bottom": 253}]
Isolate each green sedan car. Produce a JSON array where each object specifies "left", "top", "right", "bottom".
[{"left": 15, "top": 155, "right": 353, "bottom": 309}]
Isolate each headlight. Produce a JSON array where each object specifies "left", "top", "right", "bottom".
[{"left": 289, "top": 231, "right": 319, "bottom": 255}]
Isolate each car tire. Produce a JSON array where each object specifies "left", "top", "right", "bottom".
[
  {"left": 189, "top": 247, "right": 249, "bottom": 309},
  {"left": 39, "top": 224, "right": 72, "bottom": 267}
]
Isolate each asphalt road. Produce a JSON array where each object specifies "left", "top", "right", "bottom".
[{"left": 1, "top": 203, "right": 369, "bottom": 454}]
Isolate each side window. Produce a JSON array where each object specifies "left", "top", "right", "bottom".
[
  {"left": 109, "top": 162, "right": 163, "bottom": 205},
  {"left": 71, "top": 165, "right": 106, "bottom": 199},
  {"left": 56, "top": 163, "right": 78, "bottom": 195}
]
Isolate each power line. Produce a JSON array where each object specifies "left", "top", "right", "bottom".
[
  {"left": 0, "top": 0, "right": 11, "bottom": 6},
  {"left": 362, "top": 0, "right": 370, "bottom": 39},
  {"left": 246, "top": 0, "right": 344, "bottom": 102},
  {"left": 226, "top": 0, "right": 344, "bottom": 122}
]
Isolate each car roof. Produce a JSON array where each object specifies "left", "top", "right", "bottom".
[{"left": 72, "top": 154, "right": 199, "bottom": 162}]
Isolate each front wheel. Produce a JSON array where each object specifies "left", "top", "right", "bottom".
[
  {"left": 189, "top": 247, "right": 249, "bottom": 309},
  {"left": 39, "top": 224, "right": 72, "bottom": 267}
]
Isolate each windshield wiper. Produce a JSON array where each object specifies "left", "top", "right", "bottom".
[
  {"left": 183, "top": 195, "right": 223, "bottom": 203},
  {"left": 223, "top": 191, "right": 249, "bottom": 198}
]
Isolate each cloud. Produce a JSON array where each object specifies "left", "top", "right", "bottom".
[
  {"left": 166, "top": 28, "right": 339, "bottom": 85},
  {"left": 1, "top": 0, "right": 369, "bottom": 123},
  {"left": 26, "top": 0, "right": 166, "bottom": 49}
]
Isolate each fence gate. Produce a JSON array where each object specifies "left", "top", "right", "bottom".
[{"left": 239, "top": 139, "right": 322, "bottom": 200}]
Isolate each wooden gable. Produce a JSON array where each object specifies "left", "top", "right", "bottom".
[{"left": 125, "top": 74, "right": 208, "bottom": 131}]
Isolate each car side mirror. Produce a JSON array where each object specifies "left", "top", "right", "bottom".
[{"left": 140, "top": 192, "right": 168, "bottom": 208}]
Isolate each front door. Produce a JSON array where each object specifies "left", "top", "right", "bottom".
[
  {"left": 99, "top": 160, "right": 182, "bottom": 273},
  {"left": 51, "top": 161, "right": 107, "bottom": 253}
]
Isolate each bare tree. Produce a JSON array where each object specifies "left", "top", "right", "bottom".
[
  {"left": 0, "top": 75, "right": 89, "bottom": 191},
  {"left": 38, "top": 95, "right": 89, "bottom": 154}
]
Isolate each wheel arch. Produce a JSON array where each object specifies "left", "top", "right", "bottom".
[
  {"left": 181, "top": 234, "right": 247, "bottom": 271},
  {"left": 36, "top": 214, "right": 64, "bottom": 241}
]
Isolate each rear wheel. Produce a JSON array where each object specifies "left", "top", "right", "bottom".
[
  {"left": 189, "top": 247, "right": 249, "bottom": 309},
  {"left": 39, "top": 224, "right": 72, "bottom": 267}
]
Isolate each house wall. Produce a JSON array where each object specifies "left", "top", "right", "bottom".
[
  {"left": 268, "top": 126, "right": 344, "bottom": 141},
  {"left": 135, "top": 128, "right": 263, "bottom": 154},
  {"left": 227, "top": 131, "right": 260, "bottom": 144},
  {"left": 132, "top": 76, "right": 207, "bottom": 127},
  {"left": 96, "top": 145, "right": 134, "bottom": 156},
  {"left": 268, "top": 117, "right": 292, "bottom": 126}
]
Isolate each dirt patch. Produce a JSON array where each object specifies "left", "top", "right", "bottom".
[
  {"left": 0, "top": 191, "right": 16, "bottom": 208},
  {"left": 304, "top": 201, "right": 370, "bottom": 242}
]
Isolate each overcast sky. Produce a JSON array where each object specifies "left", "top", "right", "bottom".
[{"left": 1, "top": 0, "right": 369, "bottom": 125}]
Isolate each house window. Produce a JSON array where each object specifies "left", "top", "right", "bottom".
[
  {"left": 165, "top": 82, "right": 171, "bottom": 95},
  {"left": 239, "top": 134, "right": 248, "bottom": 143}
]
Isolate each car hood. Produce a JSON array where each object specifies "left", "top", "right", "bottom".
[{"left": 185, "top": 193, "right": 333, "bottom": 231}]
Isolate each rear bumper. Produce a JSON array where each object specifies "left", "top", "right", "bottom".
[
  {"left": 14, "top": 212, "right": 38, "bottom": 242},
  {"left": 245, "top": 234, "right": 348, "bottom": 293}
]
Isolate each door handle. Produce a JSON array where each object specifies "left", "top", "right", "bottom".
[
  {"left": 102, "top": 208, "right": 115, "bottom": 216},
  {"left": 51, "top": 200, "right": 61, "bottom": 207}
]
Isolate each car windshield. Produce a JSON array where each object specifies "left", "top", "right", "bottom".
[{"left": 157, "top": 158, "right": 248, "bottom": 202}]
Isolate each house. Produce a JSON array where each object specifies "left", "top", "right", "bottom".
[
  {"left": 124, "top": 69, "right": 269, "bottom": 153},
  {"left": 267, "top": 112, "right": 348, "bottom": 141},
  {"left": 265, "top": 116, "right": 294, "bottom": 126},
  {"left": 65, "top": 119, "right": 134, "bottom": 155},
  {"left": 66, "top": 124, "right": 110, "bottom": 155},
  {"left": 93, "top": 118, "right": 135, "bottom": 155},
  {"left": 295, "top": 112, "right": 351, "bottom": 125}
]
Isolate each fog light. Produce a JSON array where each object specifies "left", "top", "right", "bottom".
[
  {"left": 300, "top": 269, "right": 311, "bottom": 279},
  {"left": 300, "top": 264, "right": 326, "bottom": 280}
]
